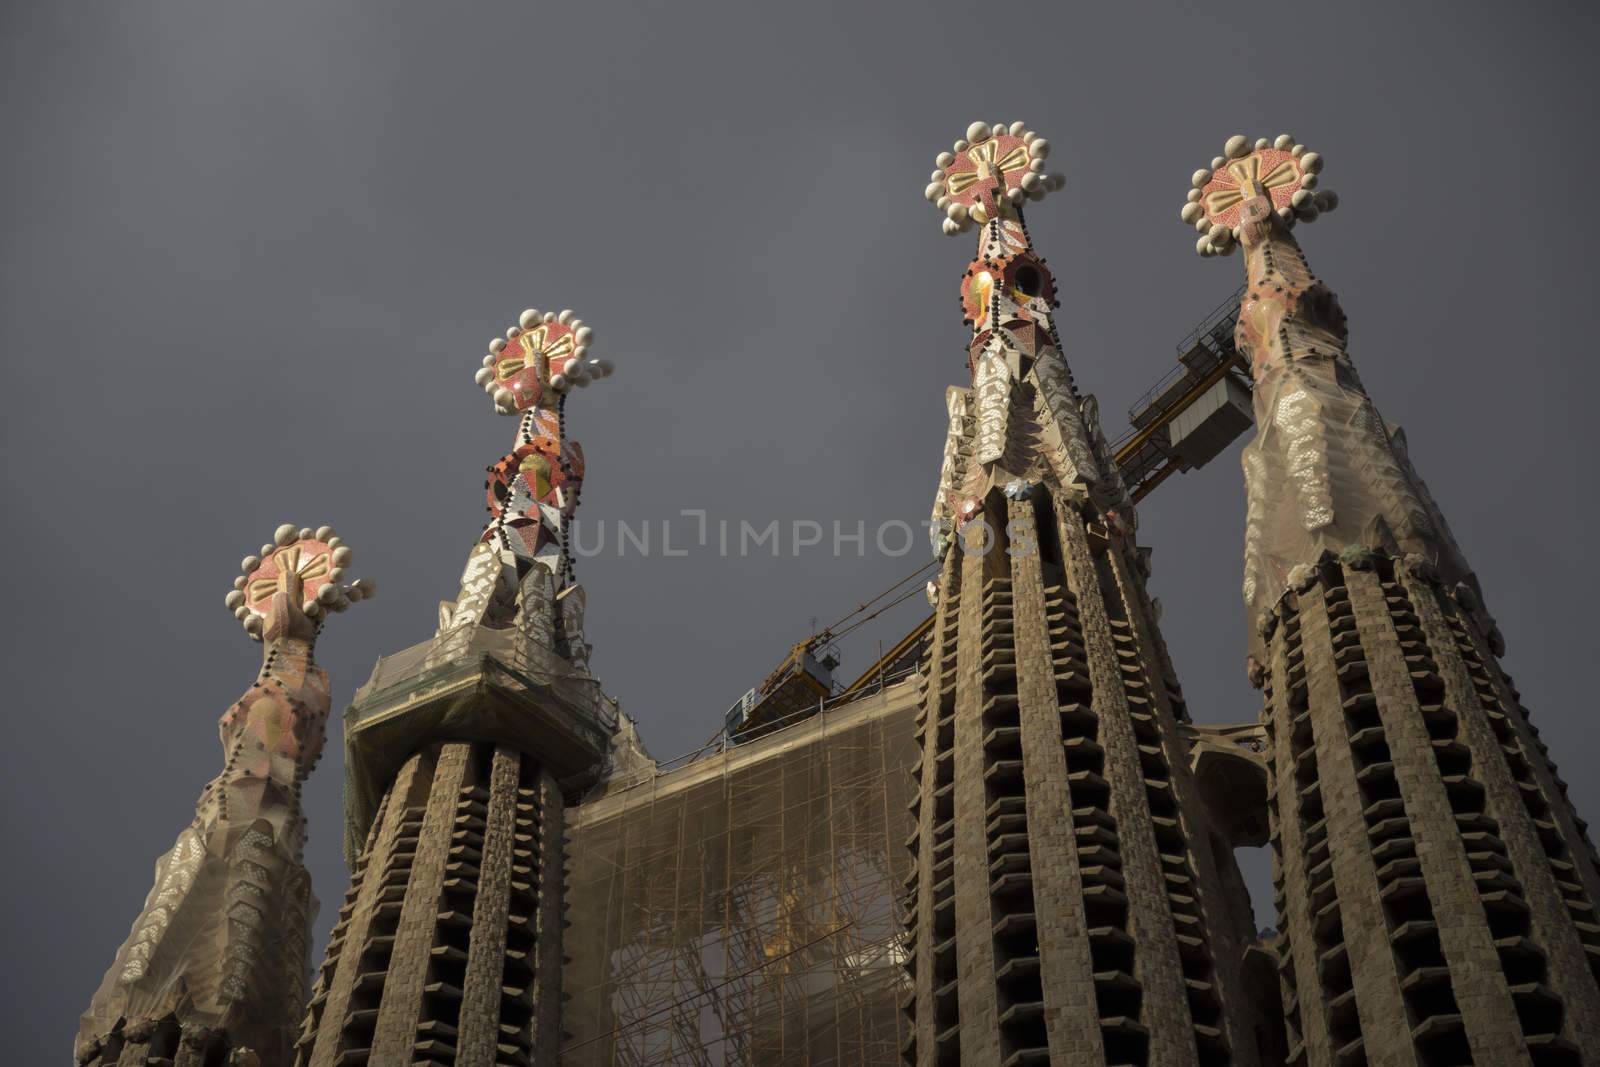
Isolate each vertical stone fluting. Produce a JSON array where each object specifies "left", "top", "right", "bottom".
[
  {"left": 455, "top": 746, "right": 520, "bottom": 1067},
  {"left": 954, "top": 543, "right": 1004, "bottom": 1063},
  {"left": 1106, "top": 544, "right": 1259, "bottom": 1066},
  {"left": 906, "top": 549, "right": 961, "bottom": 1066},
  {"left": 1009, "top": 497, "right": 1106, "bottom": 1059},
  {"left": 369, "top": 742, "right": 472, "bottom": 1062},
  {"left": 1455, "top": 603, "right": 1600, "bottom": 975},
  {"left": 1263, "top": 602, "right": 1334, "bottom": 1067},
  {"left": 1414, "top": 579, "right": 1600, "bottom": 1049},
  {"left": 297, "top": 741, "right": 567, "bottom": 1066},
  {"left": 1405, "top": 568, "right": 1600, "bottom": 1056},
  {"left": 299, "top": 751, "right": 427, "bottom": 1067},
  {"left": 1263, "top": 556, "right": 1600, "bottom": 1066},
  {"left": 533, "top": 767, "right": 566, "bottom": 1062},
  {"left": 1296, "top": 579, "right": 1417, "bottom": 1064},
  {"left": 1056, "top": 505, "right": 1203, "bottom": 1067},
  {"left": 1344, "top": 567, "right": 1531, "bottom": 1064}
]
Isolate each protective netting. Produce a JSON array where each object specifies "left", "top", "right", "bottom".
[
  {"left": 1241, "top": 349, "right": 1476, "bottom": 656},
  {"left": 561, "top": 683, "right": 920, "bottom": 1066},
  {"left": 76, "top": 776, "right": 317, "bottom": 1064}
]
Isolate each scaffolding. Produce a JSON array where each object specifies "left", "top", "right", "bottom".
[
  {"left": 561, "top": 681, "right": 921, "bottom": 1066},
  {"left": 1110, "top": 285, "right": 1252, "bottom": 502}
]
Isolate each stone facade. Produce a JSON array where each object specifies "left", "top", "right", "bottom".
[{"left": 82, "top": 131, "right": 1600, "bottom": 1067}]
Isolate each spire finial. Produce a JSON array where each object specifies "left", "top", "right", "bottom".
[
  {"left": 227, "top": 525, "right": 373, "bottom": 642},
  {"left": 1178, "top": 133, "right": 1338, "bottom": 256},
  {"left": 468, "top": 306, "right": 616, "bottom": 588},
  {"left": 473, "top": 308, "right": 615, "bottom": 416},
  {"left": 923, "top": 121, "right": 1064, "bottom": 235}
]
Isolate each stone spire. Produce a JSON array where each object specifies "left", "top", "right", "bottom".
[
  {"left": 901, "top": 121, "right": 1275, "bottom": 1067},
  {"left": 923, "top": 121, "right": 1132, "bottom": 548},
  {"left": 1180, "top": 134, "right": 1484, "bottom": 663},
  {"left": 77, "top": 526, "right": 372, "bottom": 1067},
  {"left": 294, "top": 308, "right": 619, "bottom": 1067},
  {"left": 1183, "top": 133, "right": 1600, "bottom": 1064},
  {"left": 430, "top": 306, "right": 615, "bottom": 677}
]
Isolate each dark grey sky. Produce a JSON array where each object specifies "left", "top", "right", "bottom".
[{"left": 5, "top": 0, "right": 1597, "bottom": 1055}]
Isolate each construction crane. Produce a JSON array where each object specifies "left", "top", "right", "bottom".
[
  {"left": 723, "top": 568, "right": 933, "bottom": 742},
  {"left": 726, "top": 288, "right": 1252, "bottom": 742}
]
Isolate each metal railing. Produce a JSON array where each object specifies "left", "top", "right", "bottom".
[
  {"left": 348, "top": 640, "right": 618, "bottom": 751},
  {"left": 646, "top": 664, "right": 923, "bottom": 778},
  {"left": 1120, "top": 283, "right": 1246, "bottom": 434}
]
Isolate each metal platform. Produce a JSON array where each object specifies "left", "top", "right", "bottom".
[
  {"left": 1110, "top": 285, "right": 1252, "bottom": 502},
  {"left": 724, "top": 639, "right": 838, "bottom": 743},
  {"left": 341, "top": 633, "right": 617, "bottom": 863}
]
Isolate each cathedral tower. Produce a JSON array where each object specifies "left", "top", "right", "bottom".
[
  {"left": 1181, "top": 133, "right": 1600, "bottom": 1065},
  {"left": 77, "top": 525, "right": 372, "bottom": 1067},
  {"left": 901, "top": 121, "right": 1268, "bottom": 1067},
  {"left": 291, "top": 309, "right": 618, "bottom": 1066}
]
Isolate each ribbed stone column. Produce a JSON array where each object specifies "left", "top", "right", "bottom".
[
  {"left": 1346, "top": 567, "right": 1530, "bottom": 1065},
  {"left": 904, "top": 551, "right": 960, "bottom": 1067},
  {"left": 533, "top": 768, "right": 567, "bottom": 1062},
  {"left": 1405, "top": 570, "right": 1600, "bottom": 1051},
  {"left": 456, "top": 747, "right": 520, "bottom": 1067},
  {"left": 296, "top": 742, "right": 567, "bottom": 1067},
  {"left": 1294, "top": 576, "right": 1415, "bottom": 1066},
  {"left": 297, "top": 752, "right": 428, "bottom": 1066},
  {"left": 1056, "top": 504, "right": 1204, "bottom": 1067},
  {"left": 370, "top": 742, "right": 473, "bottom": 1061},
  {"left": 952, "top": 543, "right": 1004, "bottom": 1063},
  {"left": 1262, "top": 600, "right": 1335, "bottom": 1067},
  {"left": 1264, "top": 557, "right": 1599, "bottom": 1065},
  {"left": 1010, "top": 498, "right": 1105, "bottom": 1058}
]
